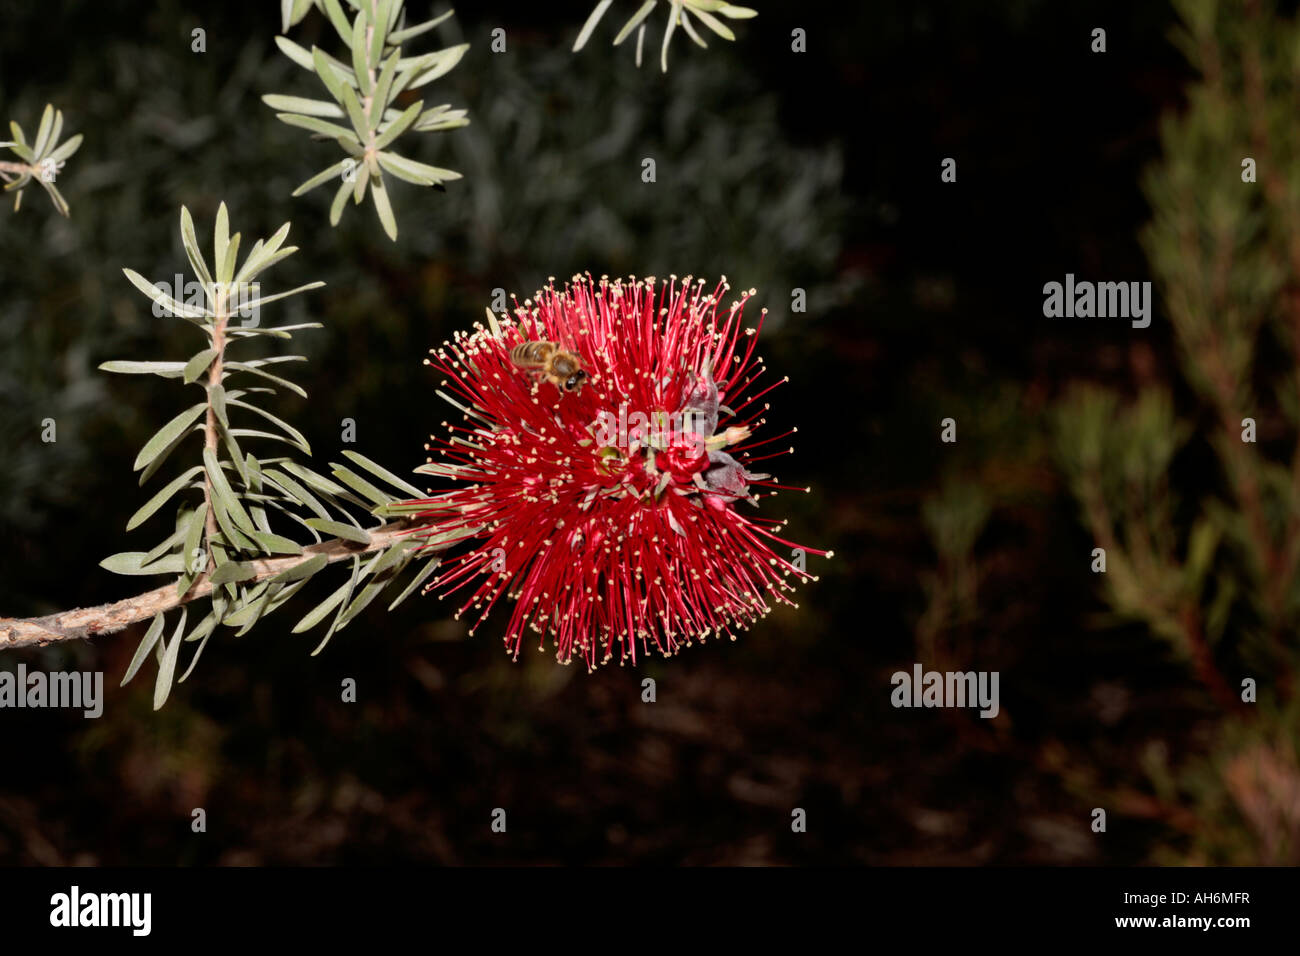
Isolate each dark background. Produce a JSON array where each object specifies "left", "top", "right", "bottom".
[{"left": 0, "top": 0, "right": 1208, "bottom": 864}]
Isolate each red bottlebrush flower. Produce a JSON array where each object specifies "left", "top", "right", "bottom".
[{"left": 405, "top": 273, "right": 830, "bottom": 669}]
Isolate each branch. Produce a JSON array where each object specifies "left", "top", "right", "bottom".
[{"left": 0, "top": 519, "right": 431, "bottom": 650}]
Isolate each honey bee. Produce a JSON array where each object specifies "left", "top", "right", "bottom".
[{"left": 509, "top": 340, "right": 587, "bottom": 394}]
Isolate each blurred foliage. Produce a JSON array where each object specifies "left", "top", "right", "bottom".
[
  {"left": 267, "top": 0, "right": 469, "bottom": 240},
  {"left": 1050, "top": 0, "right": 1300, "bottom": 864},
  {"left": 0, "top": 103, "right": 83, "bottom": 215},
  {"left": 573, "top": 1, "right": 758, "bottom": 73}
]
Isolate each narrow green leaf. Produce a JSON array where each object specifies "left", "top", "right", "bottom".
[
  {"left": 179, "top": 206, "right": 214, "bottom": 289},
  {"left": 126, "top": 465, "right": 204, "bottom": 531},
  {"left": 31, "top": 104, "right": 54, "bottom": 160},
  {"left": 320, "top": 0, "right": 354, "bottom": 46},
  {"left": 213, "top": 202, "right": 230, "bottom": 286},
  {"left": 293, "top": 160, "right": 351, "bottom": 197},
  {"left": 574, "top": 0, "right": 614, "bottom": 50},
  {"left": 276, "top": 112, "right": 361, "bottom": 146},
  {"left": 262, "top": 94, "right": 345, "bottom": 118},
  {"left": 371, "top": 173, "right": 398, "bottom": 240},
  {"left": 330, "top": 466, "right": 392, "bottom": 507},
  {"left": 226, "top": 399, "right": 311, "bottom": 454},
  {"left": 122, "top": 268, "right": 210, "bottom": 321},
  {"left": 184, "top": 502, "right": 208, "bottom": 573},
  {"left": 269, "top": 552, "right": 329, "bottom": 586},
  {"left": 351, "top": 7, "right": 373, "bottom": 95},
  {"left": 99, "top": 551, "right": 187, "bottom": 576},
  {"left": 340, "top": 450, "right": 426, "bottom": 498},
  {"left": 204, "top": 448, "right": 257, "bottom": 535},
  {"left": 133, "top": 403, "right": 205, "bottom": 471},
  {"left": 249, "top": 530, "right": 304, "bottom": 555},
  {"left": 153, "top": 610, "right": 187, "bottom": 710},
  {"left": 210, "top": 560, "right": 257, "bottom": 584},
  {"left": 387, "top": 555, "right": 442, "bottom": 610},
  {"left": 614, "top": 1, "right": 656, "bottom": 44},
  {"left": 372, "top": 100, "right": 422, "bottom": 152},
  {"left": 184, "top": 348, "right": 217, "bottom": 384},
  {"left": 376, "top": 151, "right": 460, "bottom": 186},
  {"left": 122, "top": 613, "right": 166, "bottom": 687},
  {"left": 99, "top": 360, "right": 187, "bottom": 377},
  {"left": 305, "top": 517, "right": 370, "bottom": 544},
  {"left": 46, "top": 132, "right": 83, "bottom": 165},
  {"left": 329, "top": 178, "right": 351, "bottom": 225},
  {"left": 387, "top": 9, "right": 454, "bottom": 45}
]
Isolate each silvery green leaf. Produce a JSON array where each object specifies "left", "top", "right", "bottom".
[
  {"left": 614, "top": 1, "right": 657, "bottom": 44},
  {"left": 46, "top": 132, "right": 82, "bottom": 165},
  {"left": 183, "top": 348, "right": 217, "bottom": 384},
  {"left": 351, "top": 7, "right": 373, "bottom": 95},
  {"left": 376, "top": 150, "right": 460, "bottom": 185},
  {"left": 126, "top": 465, "right": 204, "bottom": 531},
  {"left": 276, "top": 34, "right": 317, "bottom": 70},
  {"left": 99, "top": 551, "right": 187, "bottom": 575},
  {"left": 292, "top": 159, "right": 352, "bottom": 197},
  {"left": 210, "top": 560, "right": 257, "bottom": 585},
  {"left": 213, "top": 202, "right": 230, "bottom": 285},
  {"left": 99, "top": 360, "right": 187, "bottom": 377},
  {"left": 276, "top": 112, "right": 360, "bottom": 146},
  {"left": 371, "top": 51, "right": 401, "bottom": 116},
  {"left": 370, "top": 0, "right": 391, "bottom": 61},
  {"left": 262, "top": 94, "right": 345, "bottom": 118},
  {"left": 218, "top": 232, "right": 241, "bottom": 290},
  {"left": 37, "top": 180, "right": 70, "bottom": 217},
  {"left": 388, "top": 8, "right": 453, "bottom": 45},
  {"left": 122, "top": 268, "right": 211, "bottom": 321},
  {"left": 177, "top": 628, "right": 212, "bottom": 682},
  {"left": 329, "top": 178, "right": 351, "bottom": 225},
  {"left": 373, "top": 100, "right": 422, "bottom": 151},
  {"left": 340, "top": 83, "right": 370, "bottom": 137},
  {"left": 341, "top": 450, "right": 427, "bottom": 498},
  {"left": 8, "top": 120, "right": 26, "bottom": 147},
  {"left": 371, "top": 173, "right": 398, "bottom": 240},
  {"left": 400, "top": 44, "right": 469, "bottom": 88},
  {"left": 320, "top": 0, "right": 354, "bottom": 45},
  {"left": 122, "top": 613, "right": 166, "bottom": 687},
  {"left": 575, "top": 1, "right": 615, "bottom": 50},
  {"left": 179, "top": 206, "right": 215, "bottom": 289},
  {"left": 717, "top": 4, "right": 757, "bottom": 17},
  {"left": 661, "top": 6, "right": 678, "bottom": 71},
  {"left": 387, "top": 555, "right": 442, "bottom": 611},
  {"left": 153, "top": 609, "right": 187, "bottom": 709},
  {"left": 204, "top": 448, "right": 257, "bottom": 535},
  {"left": 224, "top": 361, "right": 307, "bottom": 399},
  {"left": 226, "top": 399, "right": 311, "bottom": 455},
  {"left": 413, "top": 105, "right": 469, "bottom": 132},
  {"left": 210, "top": 383, "right": 228, "bottom": 428},
  {"left": 330, "top": 465, "right": 392, "bottom": 507},
  {"left": 268, "top": 552, "right": 329, "bottom": 586},
  {"left": 31, "top": 104, "right": 54, "bottom": 159},
  {"left": 680, "top": 11, "right": 708, "bottom": 47},
  {"left": 184, "top": 502, "right": 207, "bottom": 572},
  {"left": 133, "top": 403, "right": 205, "bottom": 471},
  {"left": 309, "top": 44, "right": 353, "bottom": 103},
  {"left": 262, "top": 468, "right": 331, "bottom": 520},
  {"left": 311, "top": 555, "right": 362, "bottom": 653},
  {"left": 249, "top": 530, "right": 304, "bottom": 555},
  {"left": 306, "top": 517, "right": 370, "bottom": 544},
  {"left": 231, "top": 281, "right": 325, "bottom": 313},
  {"left": 292, "top": 561, "right": 355, "bottom": 634}
]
